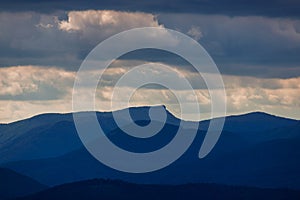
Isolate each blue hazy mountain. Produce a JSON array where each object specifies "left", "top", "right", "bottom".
[
  {"left": 0, "top": 106, "right": 299, "bottom": 189},
  {"left": 0, "top": 106, "right": 180, "bottom": 164},
  {"left": 0, "top": 167, "right": 47, "bottom": 199},
  {"left": 17, "top": 179, "right": 300, "bottom": 200}
]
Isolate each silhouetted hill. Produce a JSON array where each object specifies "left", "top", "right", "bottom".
[
  {"left": 0, "top": 106, "right": 179, "bottom": 164},
  {"left": 0, "top": 107, "right": 297, "bottom": 164},
  {"left": 199, "top": 111, "right": 297, "bottom": 132},
  {"left": 17, "top": 179, "right": 300, "bottom": 200},
  {"left": 0, "top": 168, "right": 47, "bottom": 199},
  {"left": 1, "top": 106, "right": 299, "bottom": 189}
]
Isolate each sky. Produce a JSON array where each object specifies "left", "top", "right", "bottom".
[{"left": 0, "top": 0, "right": 300, "bottom": 123}]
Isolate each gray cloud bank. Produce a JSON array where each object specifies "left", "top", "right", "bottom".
[
  {"left": 0, "top": 10, "right": 300, "bottom": 78},
  {"left": 1, "top": 0, "right": 300, "bottom": 18}
]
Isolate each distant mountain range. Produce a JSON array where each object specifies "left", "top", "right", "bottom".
[{"left": 0, "top": 106, "right": 299, "bottom": 193}]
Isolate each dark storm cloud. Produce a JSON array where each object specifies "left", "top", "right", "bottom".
[
  {"left": 0, "top": 9, "right": 300, "bottom": 79},
  {"left": 1, "top": 0, "right": 300, "bottom": 18},
  {"left": 0, "top": 10, "right": 161, "bottom": 70},
  {"left": 159, "top": 14, "right": 300, "bottom": 78}
]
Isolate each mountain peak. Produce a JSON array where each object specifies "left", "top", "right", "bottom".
[{"left": 229, "top": 111, "right": 296, "bottom": 122}]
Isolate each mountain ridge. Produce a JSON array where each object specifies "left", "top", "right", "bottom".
[
  {"left": 1, "top": 106, "right": 298, "bottom": 126},
  {"left": 0, "top": 106, "right": 299, "bottom": 189}
]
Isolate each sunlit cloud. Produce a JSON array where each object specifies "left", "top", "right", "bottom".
[
  {"left": 0, "top": 66, "right": 74, "bottom": 100},
  {"left": 0, "top": 65, "right": 299, "bottom": 123},
  {"left": 59, "top": 10, "right": 161, "bottom": 32}
]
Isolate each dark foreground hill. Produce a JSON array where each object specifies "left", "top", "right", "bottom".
[
  {"left": 17, "top": 179, "right": 300, "bottom": 200},
  {"left": 0, "top": 168, "right": 47, "bottom": 199}
]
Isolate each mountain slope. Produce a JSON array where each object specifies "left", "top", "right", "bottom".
[
  {"left": 0, "top": 168, "right": 47, "bottom": 199},
  {"left": 0, "top": 106, "right": 180, "bottom": 164},
  {"left": 3, "top": 127, "right": 300, "bottom": 189},
  {"left": 199, "top": 112, "right": 298, "bottom": 133},
  {"left": 1, "top": 107, "right": 299, "bottom": 189},
  {"left": 17, "top": 179, "right": 300, "bottom": 200},
  {"left": 0, "top": 107, "right": 297, "bottom": 164}
]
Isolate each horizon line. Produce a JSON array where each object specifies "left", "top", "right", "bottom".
[{"left": 1, "top": 105, "right": 298, "bottom": 125}]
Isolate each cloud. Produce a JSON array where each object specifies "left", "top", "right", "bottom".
[
  {"left": 1, "top": 62, "right": 300, "bottom": 122},
  {"left": 187, "top": 26, "right": 202, "bottom": 41},
  {"left": 159, "top": 14, "right": 300, "bottom": 78},
  {"left": 0, "top": 66, "right": 74, "bottom": 100},
  {"left": 0, "top": 9, "right": 299, "bottom": 122},
  {"left": 59, "top": 10, "right": 160, "bottom": 33},
  {"left": 1, "top": 11, "right": 300, "bottom": 79},
  {"left": 223, "top": 75, "right": 300, "bottom": 90},
  {"left": 0, "top": 10, "right": 161, "bottom": 69},
  {"left": 1, "top": 10, "right": 300, "bottom": 79},
  {"left": 95, "top": 66, "right": 300, "bottom": 121},
  {"left": 1, "top": 0, "right": 300, "bottom": 18}
]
